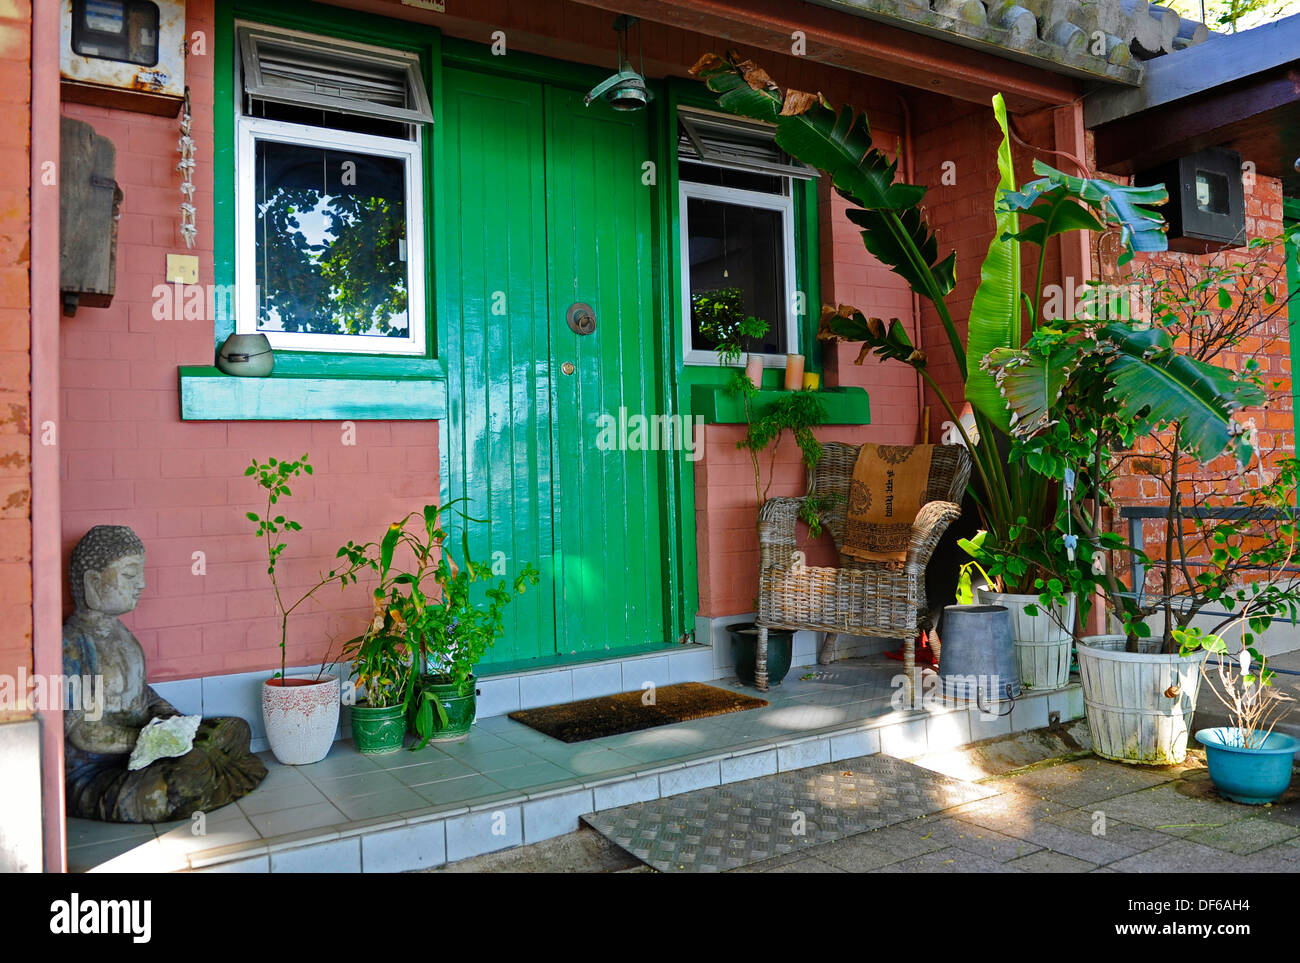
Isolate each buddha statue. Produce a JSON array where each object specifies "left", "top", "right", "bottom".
[{"left": 63, "top": 525, "right": 266, "bottom": 823}]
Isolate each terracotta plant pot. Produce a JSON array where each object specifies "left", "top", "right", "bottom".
[{"left": 262, "top": 675, "right": 340, "bottom": 765}]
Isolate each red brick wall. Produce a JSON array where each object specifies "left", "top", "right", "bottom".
[
  {"left": 58, "top": 0, "right": 440, "bottom": 682},
  {"left": 0, "top": 1, "right": 33, "bottom": 717},
  {"left": 1104, "top": 173, "right": 1293, "bottom": 590}
]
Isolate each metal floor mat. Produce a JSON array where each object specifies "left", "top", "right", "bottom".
[{"left": 582, "top": 753, "right": 999, "bottom": 873}]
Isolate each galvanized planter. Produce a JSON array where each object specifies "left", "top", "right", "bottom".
[
  {"left": 1076, "top": 634, "right": 1206, "bottom": 765},
  {"left": 937, "top": 604, "right": 1020, "bottom": 711},
  {"left": 976, "top": 589, "right": 1075, "bottom": 690}
]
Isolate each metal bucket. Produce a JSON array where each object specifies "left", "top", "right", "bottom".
[{"left": 938, "top": 604, "right": 1021, "bottom": 711}]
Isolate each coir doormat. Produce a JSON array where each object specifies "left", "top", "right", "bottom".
[{"left": 508, "top": 682, "right": 768, "bottom": 743}]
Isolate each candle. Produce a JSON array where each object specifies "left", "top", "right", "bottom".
[
  {"left": 802, "top": 371, "right": 820, "bottom": 391},
  {"left": 744, "top": 353, "right": 764, "bottom": 388},
  {"left": 784, "top": 354, "right": 805, "bottom": 391}
]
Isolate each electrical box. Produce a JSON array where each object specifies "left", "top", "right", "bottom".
[
  {"left": 60, "top": 117, "right": 124, "bottom": 317},
  {"left": 60, "top": 0, "right": 185, "bottom": 116},
  {"left": 1135, "top": 147, "right": 1247, "bottom": 253}
]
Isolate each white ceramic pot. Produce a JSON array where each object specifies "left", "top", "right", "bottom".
[
  {"left": 262, "top": 675, "right": 341, "bottom": 765},
  {"left": 1076, "top": 634, "right": 1206, "bottom": 765},
  {"left": 975, "top": 589, "right": 1075, "bottom": 690}
]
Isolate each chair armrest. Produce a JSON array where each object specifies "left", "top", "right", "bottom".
[
  {"left": 905, "top": 500, "right": 963, "bottom": 573},
  {"left": 758, "top": 496, "right": 805, "bottom": 570}
]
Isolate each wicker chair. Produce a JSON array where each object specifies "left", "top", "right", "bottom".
[{"left": 753, "top": 442, "right": 972, "bottom": 695}]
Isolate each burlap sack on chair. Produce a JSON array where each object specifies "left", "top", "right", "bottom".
[{"left": 841, "top": 443, "right": 934, "bottom": 563}]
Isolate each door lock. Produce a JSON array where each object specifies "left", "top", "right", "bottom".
[
  {"left": 561, "top": 361, "right": 576, "bottom": 376},
  {"left": 566, "top": 302, "right": 597, "bottom": 335}
]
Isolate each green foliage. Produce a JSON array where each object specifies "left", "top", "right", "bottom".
[
  {"left": 689, "top": 53, "right": 958, "bottom": 365},
  {"left": 690, "top": 53, "right": 1185, "bottom": 599},
  {"left": 256, "top": 177, "right": 409, "bottom": 338},
  {"left": 244, "top": 454, "right": 371, "bottom": 683},
  {"left": 740, "top": 388, "right": 828, "bottom": 475},
  {"left": 1000, "top": 161, "right": 1168, "bottom": 265},
  {"left": 344, "top": 501, "right": 540, "bottom": 748},
  {"left": 986, "top": 318, "right": 1266, "bottom": 465},
  {"left": 797, "top": 492, "right": 844, "bottom": 540},
  {"left": 964, "top": 94, "right": 1021, "bottom": 436},
  {"left": 692, "top": 288, "right": 771, "bottom": 366}
]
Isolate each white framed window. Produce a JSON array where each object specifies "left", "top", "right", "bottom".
[
  {"left": 678, "top": 106, "right": 814, "bottom": 367},
  {"left": 234, "top": 23, "right": 432, "bottom": 356}
]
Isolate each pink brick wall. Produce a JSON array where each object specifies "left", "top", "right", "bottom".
[{"left": 58, "top": 0, "right": 440, "bottom": 682}]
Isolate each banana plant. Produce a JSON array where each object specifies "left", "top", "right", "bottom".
[{"left": 690, "top": 51, "right": 1178, "bottom": 591}]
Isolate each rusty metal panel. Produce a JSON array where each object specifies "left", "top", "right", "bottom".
[{"left": 60, "top": 0, "right": 185, "bottom": 106}]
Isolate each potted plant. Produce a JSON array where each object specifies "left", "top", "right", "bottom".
[
  {"left": 985, "top": 237, "right": 1298, "bottom": 764},
  {"left": 340, "top": 624, "right": 414, "bottom": 755},
  {"left": 359, "top": 503, "right": 538, "bottom": 747},
  {"left": 246, "top": 455, "right": 373, "bottom": 766},
  {"left": 1180, "top": 627, "right": 1299, "bottom": 803}
]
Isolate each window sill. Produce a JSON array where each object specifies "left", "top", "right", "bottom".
[
  {"left": 691, "top": 384, "right": 871, "bottom": 425},
  {"left": 178, "top": 365, "right": 447, "bottom": 421}
]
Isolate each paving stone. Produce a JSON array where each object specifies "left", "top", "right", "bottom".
[
  {"left": 941, "top": 790, "right": 1069, "bottom": 837},
  {"left": 761, "top": 855, "right": 847, "bottom": 873},
  {"left": 1043, "top": 807, "right": 1173, "bottom": 859},
  {"left": 1186, "top": 817, "right": 1300, "bottom": 855},
  {"left": 869, "top": 845, "right": 1023, "bottom": 873},
  {"left": 1105, "top": 839, "right": 1252, "bottom": 873},
  {"left": 583, "top": 752, "right": 995, "bottom": 873},
  {"left": 818, "top": 825, "right": 948, "bottom": 871},
  {"left": 1006, "top": 850, "right": 1099, "bottom": 872},
  {"left": 1097, "top": 783, "right": 1241, "bottom": 836},
  {"left": 997, "top": 757, "right": 1173, "bottom": 808},
  {"left": 904, "top": 815, "right": 1042, "bottom": 863}
]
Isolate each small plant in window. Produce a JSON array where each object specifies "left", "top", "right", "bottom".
[{"left": 692, "top": 287, "right": 769, "bottom": 366}]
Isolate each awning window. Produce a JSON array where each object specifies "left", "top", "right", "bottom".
[
  {"left": 677, "top": 106, "right": 816, "bottom": 180},
  {"left": 237, "top": 25, "right": 433, "bottom": 126}
]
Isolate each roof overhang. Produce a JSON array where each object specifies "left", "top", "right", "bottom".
[
  {"left": 1086, "top": 14, "right": 1300, "bottom": 194},
  {"left": 333, "top": 0, "right": 1085, "bottom": 110}
]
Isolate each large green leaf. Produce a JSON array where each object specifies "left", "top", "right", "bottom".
[
  {"left": 1099, "top": 324, "right": 1266, "bottom": 462},
  {"left": 983, "top": 345, "right": 1074, "bottom": 435},
  {"left": 690, "top": 53, "right": 956, "bottom": 317},
  {"left": 987, "top": 322, "right": 1267, "bottom": 464},
  {"left": 964, "top": 94, "right": 1021, "bottom": 434},
  {"left": 1003, "top": 161, "right": 1168, "bottom": 262}
]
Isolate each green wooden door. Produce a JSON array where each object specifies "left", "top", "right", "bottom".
[
  {"left": 545, "top": 87, "right": 667, "bottom": 657},
  {"left": 442, "top": 69, "right": 667, "bottom": 666}
]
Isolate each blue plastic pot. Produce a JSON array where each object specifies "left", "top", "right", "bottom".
[{"left": 1195, "top": 727, "right": 1299, "bottom": 805}]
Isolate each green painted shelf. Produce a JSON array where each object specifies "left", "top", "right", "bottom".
[
  {"left": 691, "top": 384, "right": 871, "bottom": 425},
  {"left": 178, "top": 366, "right": 447, "bottom": 421}
]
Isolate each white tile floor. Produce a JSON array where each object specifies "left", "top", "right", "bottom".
[{"left": 65, "top": 654, "right": 1082, "bottom": 872}]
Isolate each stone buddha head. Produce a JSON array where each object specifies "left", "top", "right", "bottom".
[{"left": 69, "top": 525, "right": 146, "bottom": 617}]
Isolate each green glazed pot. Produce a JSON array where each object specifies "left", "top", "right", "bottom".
[
  {"left": 728, "top": 622, "right": 794, "bottom": 687},
  {"left": 409, "top": 674, "right": 477, "bottom": 742},
  {"left": 350, "top": 701, "right": 407, "bottom": 754}
]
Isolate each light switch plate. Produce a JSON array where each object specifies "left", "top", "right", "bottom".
[{"left": 166, "top": 254, "right": 199, "bottom": 285}]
